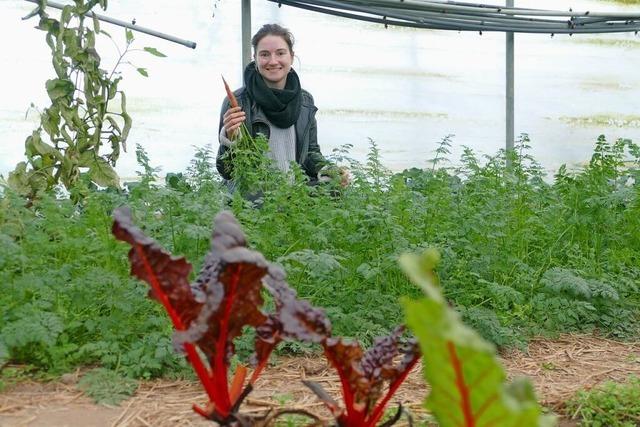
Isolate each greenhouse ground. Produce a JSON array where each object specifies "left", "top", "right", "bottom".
[{"left": 1, "top": 334, "right": 639, "bottom": 427}]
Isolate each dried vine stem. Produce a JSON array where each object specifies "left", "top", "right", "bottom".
[{"left": 257, "top": 407, "right": 326, "bottom": 427}]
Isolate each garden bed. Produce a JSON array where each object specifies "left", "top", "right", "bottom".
[{"left": 1, "top": 334, "right": 639, "bottom": 426}]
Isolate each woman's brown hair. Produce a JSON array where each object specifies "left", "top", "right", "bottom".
[{"left": 251, "top": 23, "right": 295, "bottom": 54}]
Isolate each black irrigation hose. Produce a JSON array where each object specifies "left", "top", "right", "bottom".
[{"left": 269, "top": 0, "right": 640, "bottom": 34}]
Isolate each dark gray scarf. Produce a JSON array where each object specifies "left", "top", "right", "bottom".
[{"left": 244, "top": 61, "right": 302, "bottom": 128}]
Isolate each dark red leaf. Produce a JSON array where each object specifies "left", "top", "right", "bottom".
[
  {"left": 313, "top": 330, "right": 421, "bottom": 427},
  {"left": 368, "top": 342, "right": 420, "bottom": 426},
  {"left": 114, "top": 209, "right": 272, "bottom": 422},
  {"left": 361, "top": 326, "right": 404, "bottom": 375},
  {"left": 264, "top": 267, "right": 332, "bottom": 343},
  {"left": 112, "top": 207, "right": 216, "bottom": 410},
  {"left": 112, "top": 206, "right": 201, "bottom": 329},
  {"left": 174, "top": 211, "right": 269, "bottom": 416},
  {"left": 251, "top": 264, "right": 332, "bottom": 384},
  {"left": 174, "top": 211, "right": 269, "bottom": 356},
  {"left": 323, "top": 337, "right": 366, "bottom": 423}
]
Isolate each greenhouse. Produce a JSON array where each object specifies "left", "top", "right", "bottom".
[{"left": 1, "top": 1, "right": 639, "bottom": 426}]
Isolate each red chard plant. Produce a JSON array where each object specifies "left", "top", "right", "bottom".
[
  {"left": 112, "top": 207, "right": 329, "bottom": 425},
  {"left": 257, "top": 257, "right": 421, "bottom": 426},
  {"left": 303, "top": 327, "right": 420, "bottom": 427}
]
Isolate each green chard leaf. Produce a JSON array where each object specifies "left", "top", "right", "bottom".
[{"left": 401, "top": 251, "right": 555, "bottom": 427}]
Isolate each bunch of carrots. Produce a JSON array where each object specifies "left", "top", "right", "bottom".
[{"left": 221, "top": 76, "right": 270, "bottom": 193}]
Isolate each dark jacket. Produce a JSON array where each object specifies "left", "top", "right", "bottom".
[{"left": 216, "top": 87, "right": 326, "bottom": 181}]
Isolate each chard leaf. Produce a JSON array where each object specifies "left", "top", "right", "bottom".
[
  {"left": 178, "top": 211, "right": 269, "bottom": 366},
  {"left": 303, "top": 327, "right": 420, "bottom": 427},
  {"left": 261, "top": 266, "right": 332, "bottom": 344},
  {"left": 252, "top": 264, "right": 332, "bottom": 385},
  {"left": 401, "top": 251, "right": 553, "bottom": 427},
  {"left": 112, "top": 207, "right": 201, "bottom": 329},
  {"left": 113, "top": 207, "right": 219, "bottom": 416},
  {"left": 115, "top": 209, "right": 272, "bottom": 420},
  {"left": 113, "top": 209, "right": 341, "bottom": 423}
]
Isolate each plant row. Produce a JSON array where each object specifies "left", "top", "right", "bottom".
[{"left": 1, "top": 136, "right": 639, "bottom": 380}]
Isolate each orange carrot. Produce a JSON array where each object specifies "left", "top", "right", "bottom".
[{"left": 222, "top": 75, "right": 239, "bottom": 108}]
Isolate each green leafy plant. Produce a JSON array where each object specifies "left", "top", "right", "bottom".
[
  {"left": 77, "top": 368, "right": 138, "bottom": 405},
  {"left": 8, "top": 1, "right": 164, "bottom": 199},
  {"left": 402, "top": 249, "right": 554, "bottom": 427},
  {"left": 1, "top": 135, "right": 639, "bottom": 382},
  {"left": 566, "top": 376, "right": 640, "bottom": 426}
]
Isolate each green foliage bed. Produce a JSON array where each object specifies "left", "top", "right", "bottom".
[{"left": 1, "top": 135, "right": 639, "bottom": 379}]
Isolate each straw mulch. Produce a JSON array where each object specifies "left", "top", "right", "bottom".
[
  {"left": 501, "top": 334, "right": 640, "bottom": 410},
  {"left": 0, "top": 334, "right": 639, "bottom": 426}
]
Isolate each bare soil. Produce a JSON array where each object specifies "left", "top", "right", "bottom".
[{"left": 1, "top": 334, "right": 639, "bottom": 427}]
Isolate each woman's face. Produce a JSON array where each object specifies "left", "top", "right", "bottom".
[{"left": 255, "top": 35, "right": 293, "bottom": 90}]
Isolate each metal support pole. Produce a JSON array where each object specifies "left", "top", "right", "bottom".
[
  {"left": 242, "top": 0, "right": 252, "bottom": 72},
  {"left": 506, "top": 0, "right": 515, "bottom": 154},
  {"left": 24, "top": 0, "right": 196, "bottom": 48}
]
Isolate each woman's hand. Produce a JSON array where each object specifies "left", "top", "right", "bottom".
[
  {"left": 338, "top": 167, "right": 351, "bottom": 188},
  {"left": 318, "top": 165, "right": 351, "bottom": 188},
  {"left": 223, "top": 106, "right": 246, "bottom": 140}
]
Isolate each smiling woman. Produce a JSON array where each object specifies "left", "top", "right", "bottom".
[{"left": 216, "top": 23, "right": 327, "bottom": 183}]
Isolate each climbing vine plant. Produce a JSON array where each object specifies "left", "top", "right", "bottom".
[{"left": 9, "top": 0, "right": 164, "bottom": 199}]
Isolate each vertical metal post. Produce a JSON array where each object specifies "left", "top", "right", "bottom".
[
  {"left": 506, "top": 0, "right": 515, "bottom": 155},
  {"left": 241, "top": 0, "right": 252, "bottom": 72}
]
